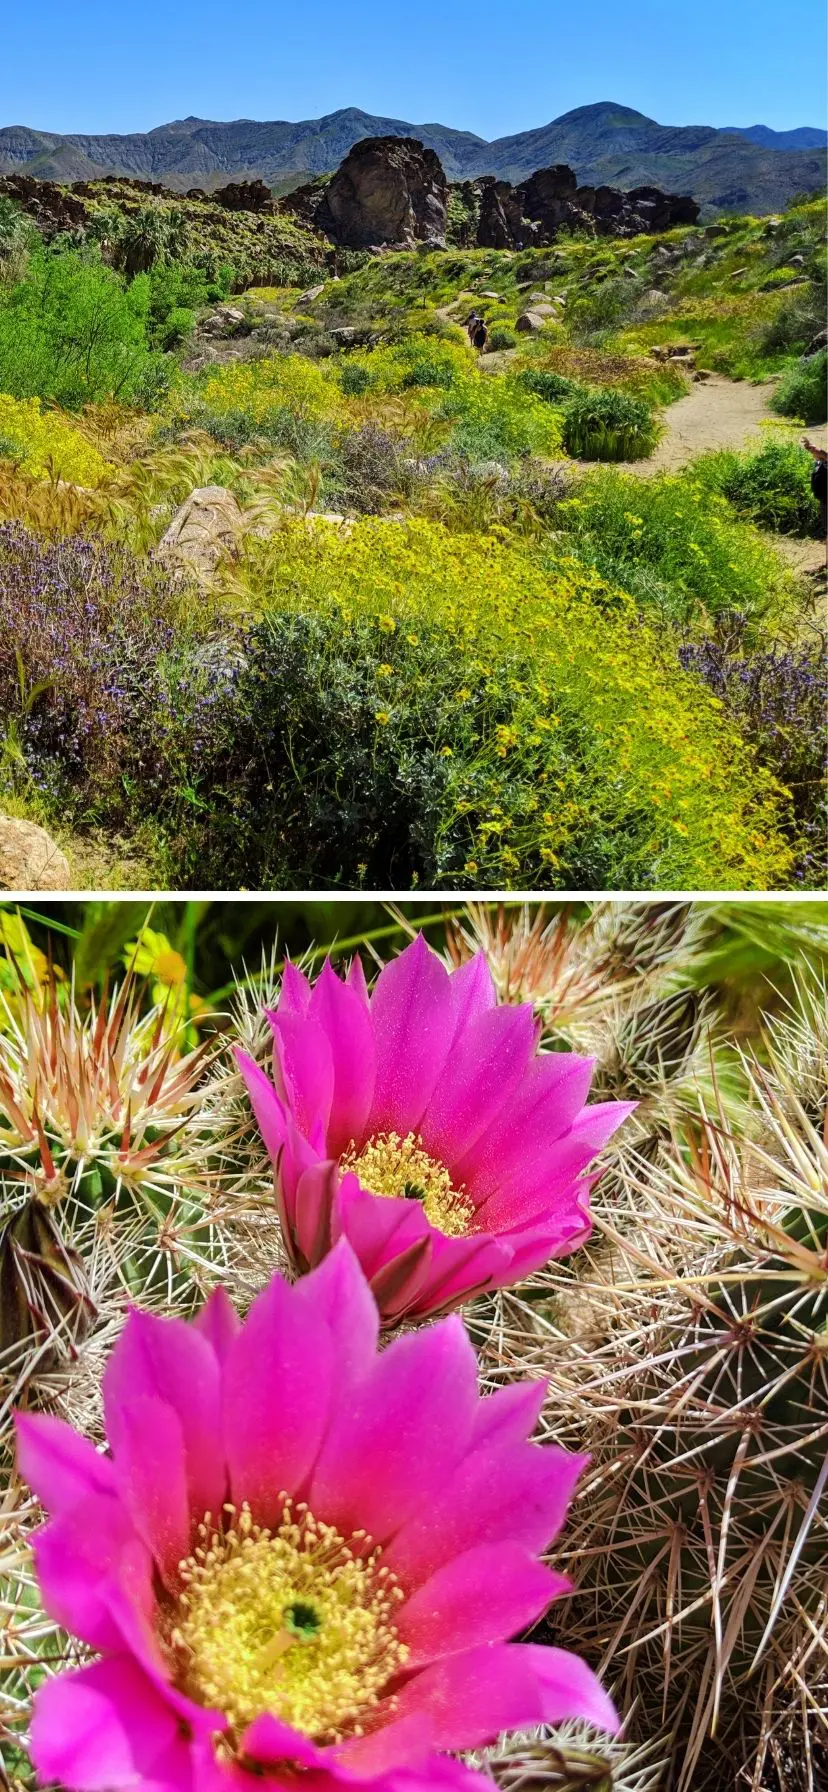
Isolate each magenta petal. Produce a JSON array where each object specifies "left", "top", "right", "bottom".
[
  {"left": 193, "top": 1287, "right": 241, "bottom": 1364},
  {"left": 223, "top": 1271, "right": 333, "bottom": 1524},
  {"left": 293, "top": 1161, "right": 339, "bottom": 1266},
  {"left": 15, "top": 1413, "right": 116, "bottom": 1513},
  {"left": 366, "top": 934, "right": 456, "bottom": 1136},
  {"left": 273, "top": 1012, "right": 335, "bottom": 1146},
  {"left": 471, "top": 1380, "right": 546, "bottom": 1449},
  {"left": 242, "top": 1714, "right": 329, "bottom": 1769},
  {"left": 103, "top": 1309, "right": 225, "bottom": 1526},
  {"left": 308, "top": 959, "right": 377, "bottom": 1156},
  {"left": 308, "top": 1317, "right": 478, "bottom": 1546},
  {"left": 419, "top": 1005, "right": 537, "bottom": 1170},
  {"left": 447, "top": 952, "right": 497, "bottom": 1029},
  {"left": 385, "top": 1439, "right": 588, "bottom": 1587},
  {"left": 334, "top": 1181, "right": 432, "bottom": 1279},
  {"left": 455, "top": 1054, "right": 598, "bottom": 1195},
  {"left": 399, "top": 1543, "right": 568, "bottom": 1666},
  {"left": 278, "top": 960, "right": 312, "bottom": 1020},
  {"left": 391, "top": 1642, "right": 551, "bottom": 1749},
  {"left": 29, "top": 1657, "right": 190, "bottom": 1791},
  {"left": 334, "top": 1712, "right": 435, "bottom": 1776},
  {"left": 32, "top": 1499, "right": 153, "bottom": 1652},
  {"left": 112, "top": 1395, "right": 191, "bottom": 1583},
  {"left": 394, "top": 1642, "right": 616, "bottom": 1750},
  {"left": 524, "top": 1642, "right": 620, "bottom": 1733},
  {"left": 291, "top": 1238, "right": 380, "bottom": 1389},
  {"left": 235, "top": 1048, "right": 289, "bottom": 1161}
]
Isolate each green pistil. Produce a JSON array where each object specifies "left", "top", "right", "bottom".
[{"left": 283, "top": 1599, "right": 323, "bottom": 1640}]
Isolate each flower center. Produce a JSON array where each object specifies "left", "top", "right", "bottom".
[
  {"left": 341, "top": 1131, "right": 476, "bottom": 1238},
  {"left": 164, "top": 1499, "right": 407, "bottom": 1744}
]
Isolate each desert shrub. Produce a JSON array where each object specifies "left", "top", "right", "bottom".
[
  {"left": 0, "top": 197, "right": 35, "bottom": 283},
  {"left": 0, "top": 395, "right": 109, "bottom": 486},
  {"left": 487, "top": 325, "right": 518, "bottom": 350},
  {"left": 0, "top": 523, "right": 214, "bottom": 816},
  {"left": 221, "top": 515, "right": 793, "bottom": 890},
  {"left": 329, "top": 423, "right": 407, "bottom": 513},
  {"left": 554, "top": 467, "right": 796, "bottom": 629},
  {"left": 338, "top": 362, "right": 373, "bottom": 396},
  {"left": 0, "top": 246, "right": 164, "bottom": 407},
  {"left": 161, "top": 611, "right": 514, "bottom": 889},
  {"left": 680, "top": 626, "right": 827, "bottom": 886},
  {"left": 771, "top": 350, "right": 828, "bottom": 424},
  {"left": 568, "top": 277, "right": 642, "bottom": 341},
  {"left": 439, "top": 376, "right": 565, "bottom": 461},
  {"left": 692, "top": 438, "right": 823, "bottom": 535},
  {"left": 516, "top": 369, "right": 579, "bottom": 404},
  {"left": 345, "top": 335, "right": 472, "bottom": 395},
  {"left": 561, "top": 387, "right": 661, "bottom": 460}
]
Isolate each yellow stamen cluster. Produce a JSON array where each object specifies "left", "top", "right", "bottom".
[
  {"left": 341, "top": 1131, "right": 476, "bottom": 1238},
  {"left": 163, "top": 1499, "right": 407, "bottom": 1744}
]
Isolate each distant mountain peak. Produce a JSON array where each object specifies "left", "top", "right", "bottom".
[{"left": 0, "top": 100, "right": 823, "bottom": 217}]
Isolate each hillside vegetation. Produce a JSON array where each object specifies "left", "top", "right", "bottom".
[{"left": 0, "top": 178, "right": 824, "bottom": 891}]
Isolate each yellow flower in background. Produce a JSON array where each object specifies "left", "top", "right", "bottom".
[{"left": 0, "top": 911, "right": 63, "bottom": 1021}]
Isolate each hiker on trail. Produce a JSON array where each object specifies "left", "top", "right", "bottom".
[
  {"left": 465, "top": 313, "right": 489, "bottom": 352},
  {"left": 802, "top": 438, "right": 828, "bottom": 567}
]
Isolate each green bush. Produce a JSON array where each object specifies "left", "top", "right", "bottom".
[
  {"left": 338, "top": 362, "right": 373, "bottom": 396},
  {"left": 771, "top": 350, "right": 828, "bottom": 425},
  {"left": 0, "top": 246, "right": 163, "bottom": 407},
  {"left": 487, "top": 325, "right": 518, "bottom": 351},
  {"left": 562, "top": 387, "right": 661, "bottom": 460},
  {"left": 692, "top": 439, "right": 823, "bottom": 535},
  {"left": 553, "top": 466, "right": 797, "bottom": 630},
  {"left": 516, "top": 368, "right": 579, "bottom": 404}
]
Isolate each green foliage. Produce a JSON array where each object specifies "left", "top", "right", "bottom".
[
  {"left": 0, "top": 246, "right": 164, "bottom": 408},
  {"left": 516, "top": 368, "right": 579, "bottom": 404},
  {"left": 692, "top": 437, "right": 823, "bottom": 535},
  {"left": 553, "top": 466, "right": 797, "bottom": 629},
  {"left": 561, "top": 386, "right": 661, "bottom": 460},
  {"left": 487, "top": 324, "right": 518, "bottom": 351},
  {"left": 771, "top": 349, "right": 828, "bottom": 424},
  {"left": 223, "top": 516, "right": 793, "bottom": 891}
]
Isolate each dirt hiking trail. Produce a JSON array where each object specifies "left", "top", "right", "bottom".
[{"left": 620, "top": 375, "right": 781, "bottom": 474}]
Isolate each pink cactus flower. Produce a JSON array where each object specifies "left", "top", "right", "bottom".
[
  {"left": 237, "top": 934, "right": 633, "bottom": 1323},
  {"left": 16, "top": 1245, "right": 618, "bottom": 1791}
]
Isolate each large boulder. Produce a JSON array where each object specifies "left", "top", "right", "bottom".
[
  {"left": 316, "top": 137, "right": 448, "bottom": 248},
  {"left": 0, "top": 816, "right": 70, "bottom": 891},
  {"left": 156, "top": 486, "right": 244, "bottom": 585}
]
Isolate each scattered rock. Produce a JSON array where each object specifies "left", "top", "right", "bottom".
[
  {"left": 635, "top": 288, "right": 671, "bottom": 318},
  {"left": 295, "top": 284, "right": 326, "bottom": 306},
  {"left": 516, "top": 311, "right": 546, "bottom": 334},
  {"left": 156, "top": 486, "right": 244, "bottom": 585},
  {"left": 0, "top": 816, "right": 70, "bottom": 891},
  {"left": 199, "top": 306, "right": 252, "bottom": 338}
]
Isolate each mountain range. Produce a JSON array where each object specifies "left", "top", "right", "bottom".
[{"left": 1, "top": 102, "right": 825, "bottom": 216}]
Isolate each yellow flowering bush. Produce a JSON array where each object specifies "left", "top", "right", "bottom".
[
  {"left": 236, "top": 516, "right": 793, "bottom": 890},
  {"left": 0, "top": 394, "right": 109, "bottom": 486},
  {"left": 195, "top": 354, "right": 339, "bottom": 426}
]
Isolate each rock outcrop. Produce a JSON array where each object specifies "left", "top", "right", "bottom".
[
  {"left": 465, "top": 166, "right": 700, "bottom": 249},
  {"left": 313, "top": 137, "right": 449, "bottom": 248},
  {"left": 156, "top": 486, "right": 244, "bottom": 585},
  {"left": 0, "top": 816, "right": 70, "bottom": 891},
  {"left": 213, "top": 178, "right": 275, "bottom": 214}
]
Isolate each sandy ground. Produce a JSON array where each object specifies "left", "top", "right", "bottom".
[{"left": 619, "top": 374, "right": 784, "bottom": 474}]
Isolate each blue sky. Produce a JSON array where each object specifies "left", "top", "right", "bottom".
[{"left": 2, "top": 0, "right": 826, "bottom": 138}]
